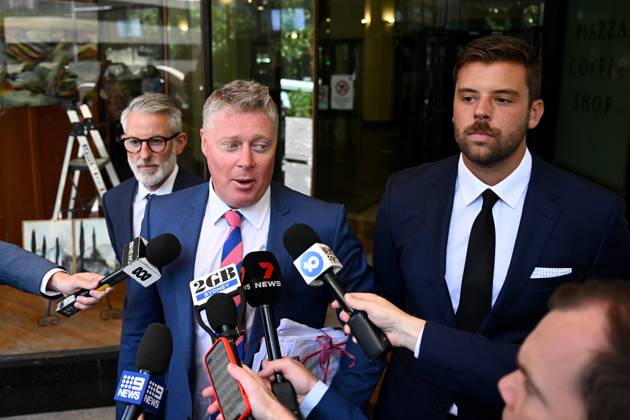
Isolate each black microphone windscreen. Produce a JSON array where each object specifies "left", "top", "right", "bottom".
[
  {"left": 282, "top": 223, "right": 321, "bottom": 260},
  {"left": 136, "top": 323, "right": 173, "bottom": 374},
  {"left": 145, "top": 233, "right": 181, "bottom": 268},
  {"left": 205, "top": 292, "right": 238, "bottom": 331},
  {"left": 241, "top": 251, "right": 283, "bottom": 307}
]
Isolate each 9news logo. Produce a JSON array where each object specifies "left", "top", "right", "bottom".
[
  {"left": 116, "top": 373, "right": 146, "bottom": 401},
  {"left": 143, "top": 380, "right": 164, "bottom": 410},
  {"left": 300, "top": 251, "right": 324, "bottom": 277}
]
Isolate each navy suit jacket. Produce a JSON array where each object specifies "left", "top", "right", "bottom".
[
  {"left": 102, "top": 168, "right": 203, "bottom": 262},
  {"left": 310, "top": 386, "right": 367, "bottom": 420},
  {"left": 117, "top": 181, "right": 382, "bottom": 419},
  {"left": 373, "top": 155, "right": 630, "bottom": 420},
  {"left": 0, "top": 240, "right": 58, "bottom": 295}
]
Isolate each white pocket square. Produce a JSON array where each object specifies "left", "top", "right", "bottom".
[{"left": 530, "top": 267, "right": 572, "bottom": 279}]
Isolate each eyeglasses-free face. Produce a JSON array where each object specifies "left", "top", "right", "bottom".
[{"left": 121, "top": 132, "right": 181, "bottom": 153}]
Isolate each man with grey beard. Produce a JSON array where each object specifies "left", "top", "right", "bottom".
[{"left": 103, "top": 93, "right": 203, "bottom": 262}]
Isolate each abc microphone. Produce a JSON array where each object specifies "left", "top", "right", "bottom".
[
  {"left": 283, "top": 223, "right": 391, "bottom": 360},
  {"left": 56, "top": 233, "right": 181, "bottom": 317},
  {"left": 115, "top": 323, "right": 173, "bottom": 420},
  {"left": 241, "top": 251, "right": 299, "bottom": 415}
]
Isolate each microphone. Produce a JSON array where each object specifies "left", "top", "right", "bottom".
[
  {"left": 204, "top": 292, "right": 242, "bottom": 364},
  {"left": 115, "top": 322, "right": 173, "bottom": 420},
  {"left": 241, "top": 251, "right": 299, "bottom": 415},
  {"left": 283, "top": 223, "right": 391, "bottom": 360},
  {"left": 56, "top": 233, "right": 181, "bottom": 317}
]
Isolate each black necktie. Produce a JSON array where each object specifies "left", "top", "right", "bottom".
[{"left": 456, "top": 189, "right": 500, "bottom": 332}]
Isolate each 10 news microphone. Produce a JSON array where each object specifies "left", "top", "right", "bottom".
[{"left": 106, "top": 222, "right": 391, "bottom": 419}]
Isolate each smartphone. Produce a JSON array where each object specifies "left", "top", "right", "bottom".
[{"left": 204, "top": 337, "right": 251, "bottom": 420}]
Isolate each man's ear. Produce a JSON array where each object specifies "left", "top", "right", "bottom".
[
  {"left": 174, "top": 132, "right": 188, "bottom": 155},
  {"left": 528, "top": 99, "right": 544, "bottom": 129}
]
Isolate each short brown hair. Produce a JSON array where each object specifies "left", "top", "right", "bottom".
[
  {"left": 453, "top": 35, "right": 542, "bottom": 103},
  {"left": 550, "top": 281, "right": 630, "bottom": 420},
  {"left": 202, "top": 79, "right": 278, "bottom": 130},
  {"left": 121, "top": 92, "right": 182, "bottom": 133}
]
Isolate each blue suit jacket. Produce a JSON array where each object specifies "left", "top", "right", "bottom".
[
  {"left": 373, "top": 155, "right": 630, "bottom": 420},
  {"left": 0, "top": 240, "right": 58, "bottom": 295},
  {"left": 310, "top": 387, "right": 367, "bottom": 420},
  {"left": 102, "top": 169, "right": 203, "bottom": 262},
  {"left": 117, "top": 181, "right": 382, "bottom": 419}
]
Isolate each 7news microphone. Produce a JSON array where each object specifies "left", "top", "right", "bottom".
[
  {"left": 283, "top": 223, "right": 391, "bottom": 360},
  {"left": 56, "top": 233, "right": 181, "bottom": 316},
  {"left": 241, "top": 251, "right": 300, "bottom": 415},
  {"left": 115, "top": 322, "right": 173, "bottom": 420}
]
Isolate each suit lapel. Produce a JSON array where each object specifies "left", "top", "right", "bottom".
[
  {"left": 487, "top": 156, "right": 561, "bottom": 324},
  {"left": 244, "top": 183, "right": 291, "bottom": 365},
  {"left": 114, "top": 180, "right": 137, "bottom": 258},
  {"left": 425, "top": 158, "right": 459, "bottom": 324},
  {"left": 171, "top": 186, "right": 209, "bottom": 375},
  {"left": 124, "top": 182, "right": 137, "bottom": 239}
]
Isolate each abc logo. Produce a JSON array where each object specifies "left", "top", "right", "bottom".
[
  {"left": 300, "top": 251, "right": 323, "bottom": 277},
  {"left": 132, "top": 266, "right": 152, "bottom": 281}
]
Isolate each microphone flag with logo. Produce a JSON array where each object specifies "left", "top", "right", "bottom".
[
  {"left": 283, "top": 223, "right": 391, "bottom": 360},
  {"left": 115, "top": 322, "right": 173, "bottom": 420},
  {"left": 57, "top": 233, "right": 181, "bottom": 317}
]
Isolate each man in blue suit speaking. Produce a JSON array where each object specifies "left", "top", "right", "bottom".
[
  {"left": 372, "top": 35, "right": 630, "bottom": 419},
  {"left": 117, "top": 80, "right": 380, "bottom": 419}
]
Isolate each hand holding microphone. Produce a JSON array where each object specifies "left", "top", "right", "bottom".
[
  {"left": 56, "top": 233, "right": 181, "bottom": 316},
  {"left": 241, "top": 251, "right": 300, "bottom": 415},
  {"left": 204, "top": 363, "right": 296, "bottom": 420},
  {"left": 332, "top": 292, "right": 426, "bottom": 352},
  {"left": 283, "top": 223, "right": 391, "bottom": 360}
]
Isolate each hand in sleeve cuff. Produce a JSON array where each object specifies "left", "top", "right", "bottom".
[
  {"left": 43, "top": 270, "right": 110, "bottom": 311},
  {"left": 333, "top": 292, "right": 426, "bottom": 353}
]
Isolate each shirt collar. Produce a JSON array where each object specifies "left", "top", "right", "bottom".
[
  {"left": 207, "top": 180, "right": 271, "bottom": 230},
  {"left": 135, "top": 165, "right": 179, "bottom": 202},
  {"left": 457, "top": 148, "right": 532, "bottom": 209}
]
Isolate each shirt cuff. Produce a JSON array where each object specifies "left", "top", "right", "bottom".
[
  {"left": 40, "top": 268, "right": 65, "bottom": 296},
  {"left": 413, "top": 322, "right": 425, "bottom": 358},
  {"left": 299, "top": 380, "right": 328, "bottom": 418}
]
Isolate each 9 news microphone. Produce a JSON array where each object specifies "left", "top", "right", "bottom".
[
  {"left": 204, "top": 292, "right": 242, "bottom": 364},
  {"left": 115, "top": 322, "right": 173, "bottom": 420},
  {"left": 283, "top": 223, "right": 391, "bottom": 360},
  {"left": 241, "top": 251, "right": 299, "bottom": 415},
  {"left": 56, "top": 233, "right": 181, "bottom": 316}
]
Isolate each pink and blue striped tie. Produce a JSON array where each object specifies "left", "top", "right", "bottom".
[{"left": 221, "top": 210, "right": 245, "bottom": 358}]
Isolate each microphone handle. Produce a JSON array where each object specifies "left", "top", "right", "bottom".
[
  {"left": 76, "top": 269, "right": 128, "bottom": 297},
  {"left": 321, "top": 271, "right": 391, "bottom": 360},
  {"left": 121, "top": 403, "right": 142, "bottom": 420},
  {"left": 260, "top": 305, "right": 283, "bottom": 383},
  {"left": 321, "top": 271, "right": 355, "bottom": 315},
  {"left": 220, "top": 325, "right": 242, "bottom": 366},
  {"left": 259, "top": 306, "right": 300, "bottom": 416},
  {"left": 121, "top": 369, "right": 151, "bottom": 420}
]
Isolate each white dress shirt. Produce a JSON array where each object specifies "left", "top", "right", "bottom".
[
  {"left": 192, "top": 181, "right": 271, "bottom": 420},
  {"left": 39, "top": 268, "right": 64, "bottom": 296},
  {"left": 132, "top": 165, "right": 179, "bottom": 237},
  {"left": 444, "top": 149, "right": 531, "bottom": 314}
]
